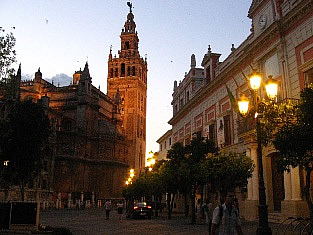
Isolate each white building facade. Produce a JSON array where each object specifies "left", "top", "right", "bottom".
[{"left": 166, "top": 0, "right": 313, "bottom": 220}]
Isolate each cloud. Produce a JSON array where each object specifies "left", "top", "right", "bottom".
[
  {"left": 21, "top": 73, "right": 72, "bottom": 87},
  {"left": 45, "top": 73, "right": 72, "bottom": 86},
  {"left": 21, "top": 73, "right": 33, "bottom": 81}
]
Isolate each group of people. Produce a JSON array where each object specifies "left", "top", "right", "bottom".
[
  {"left": 104, "top": 200, "right": 124, "bottom": 220},
  {"left": 197, "top": 191, "right": 242, "bottom": 235}
]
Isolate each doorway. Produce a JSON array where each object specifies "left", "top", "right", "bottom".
[{"left": 271, "top": 153, "right": 284, "bottom": 211}]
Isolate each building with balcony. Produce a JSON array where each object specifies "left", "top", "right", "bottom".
[{"left": 165, "top": 0, "right": 313, "bottom": 220}]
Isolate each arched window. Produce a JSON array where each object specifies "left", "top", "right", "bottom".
[
  {"left": 132, "top": 66, "right": 136, "bottom": 76},
  {"left": 121, "top": 63, "right": 125, "bottom": 77},
  {"left": 125, "top": 41, "right": 130, "bottom": 49}
]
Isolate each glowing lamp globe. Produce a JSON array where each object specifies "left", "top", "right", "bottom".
[
  {"left": 238, "top": 94, "right": 249, "bottom": 116},
  {"left": 249, "top": 71, "right": 262, "bottom": 90},
  {"left": 265, "top": 76, "right": 278, "bottom": 100}
]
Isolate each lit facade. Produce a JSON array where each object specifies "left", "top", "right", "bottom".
[
  {"left": 156, "top": 129, "right": 172, "bottom": 161},
  {"left": 167, "top": 0, "right": 313, "bottom": 220}
]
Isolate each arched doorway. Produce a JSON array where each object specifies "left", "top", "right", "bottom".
[{"left": 270, "top": 152, "right": 285, "bottom": 211}]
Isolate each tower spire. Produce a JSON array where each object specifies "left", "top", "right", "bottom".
[
  {"left": 127, "top": 2, "right": 133, "bottom": 13},
  {"left": 122, "top": 3, "right": 136, "bottom": 34}
]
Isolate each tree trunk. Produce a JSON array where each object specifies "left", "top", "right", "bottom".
[
  {"left": 200, "top": 184, "right": 204, "bottom": 202},
  {"left": 304, "top": 168, "right": 313, "bottom": 222},
  {"left": 191, "top": 190, "right": 196, "bottom": 224},
  {"left": 170, "top": 193, "right": 176, "bottom": 213},
  {"left": 154, "top": 194, "right": 158, "bottom": 217},
  {"left": 184, "top": 193, "right": 189, "bottom": 217},
  {"left": 167, "top": 193, "right": 172, "bottom": 220},
  {"left": 19, "top": 179, "right": 25, "bottom": 201},
  {"left": 159, "top": 195, "right": 163, "bottom": 213}
]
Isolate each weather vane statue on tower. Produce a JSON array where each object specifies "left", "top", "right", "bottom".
[{"left": 127, "top": 2, "right": 133, "bottom": 13}]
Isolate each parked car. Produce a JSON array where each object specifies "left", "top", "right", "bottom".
[{"left": 132, "top": 202, "right": 152, "bottom": 219}]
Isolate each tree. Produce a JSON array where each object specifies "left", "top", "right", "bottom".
[
  {"left": 0, "top": 27, "right": 16, "bottom": 82},
  {"left": 164, "top": 141, "right": 190, "bottom": 219},
  {"left": 0, "top": 99, "right": 51, "bottom": 200},
  {"left": 184, "top": 135, "right": 218, "bottom": 224},
  {"left": 205, "top": 152, "right": 254, "bottom": 198},
  {"left": 273, "top": 87, "right": 313, "bottom": 220}
]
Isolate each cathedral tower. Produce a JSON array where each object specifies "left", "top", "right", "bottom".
[{"left": 107, "top": 3, "right": 147, "bottom": 172}]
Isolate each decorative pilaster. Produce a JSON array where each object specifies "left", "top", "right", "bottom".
[
  {"left": 284, "top": 171, "right": 292, "bottom": 200},
  {"left": 290, "top": 167, "right": 302, "bottom": 200}
]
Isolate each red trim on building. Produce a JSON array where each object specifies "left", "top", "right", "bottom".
[{"left": 295, "top": 36, "right": 313, "bottom": 89}]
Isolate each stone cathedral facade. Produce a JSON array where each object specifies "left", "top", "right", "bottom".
[{"left": 0, "top": 5, "right": 147, "bottom": 207}]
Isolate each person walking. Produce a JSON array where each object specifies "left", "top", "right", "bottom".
[
  {"left": 117, "top": 200, "right": 124, "bottom": 220},
  {"left": 207, "top": 200, "right": 214, "bottom": 234},
  {"left": 211, "top": 192, "right": 243, "bottom": 235},
  {"left": 104, "top": 200, "right": 112, "bottom": 220},
  {"left": 196, "top": 199, "right": 203, "bottom": 224}
]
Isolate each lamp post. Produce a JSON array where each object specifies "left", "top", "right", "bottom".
[
  {"left": 238, "top": 71, "right": 278, "bottom": 235},
  {"left": 147, "top": 151, "right": 155, "bottom": 172},
  {"left": 126, "top": 168, "right": 135, "bottom": 185}
]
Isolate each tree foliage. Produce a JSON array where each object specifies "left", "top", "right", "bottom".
[
  {"left": 0, "top": 27, "right": 16, "bottom": 82},
  {"left": 273, "top": 87, "right": 313, "bottom": 220},
  {"left": 204, "top": 152, "right": 254, "bottom": 196},
  {"left": 123, "top": 136, "right": 253, "bottom": 222},
  {"left": 0, "top": 99, "right": 51, "bottom": 200}
]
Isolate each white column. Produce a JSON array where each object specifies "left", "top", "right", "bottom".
[
  {"left": 247, "top": 148, "right": 253, "bottom": 200},
  {"left": 251, "top": 146, "right": 259, "bottom": 200},
  {"left": 284, "top": 171, "right": 292, "bottom": 200},
  {"left": 290, "top": 167, "right": 302, "bottom": 200}
]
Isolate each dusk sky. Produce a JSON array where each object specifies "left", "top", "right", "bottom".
[{"left": 1, "top": 0, "right": 253, "bottom": 158}]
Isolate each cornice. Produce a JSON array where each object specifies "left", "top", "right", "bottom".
[
  {"left": 168, "top": 0, "right": 313, "bottom": 127},
  {"left": 279, "top": 0, "right": 313, "bottom": 36}
]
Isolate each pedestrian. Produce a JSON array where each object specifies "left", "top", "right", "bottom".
[
  {"left": 196, "top": 199, "right": 203, "bottom": 224},
  {"left": 117, "top": 200, "right": 124, "bottom": 220},
  {"left": 104, "top": 200, "right": 112, "bottom": 220},
  {"left": 201, "top": 199, "right": 209, "bottom": 224},
  {"left": 207, "top": 200, "right": 214, "bottom": 234},
  {"left": 211, "top": 191, "right": 243, "bottom": 235},
  {"left": 233, "top": 197, "right": 239, "bottom": 216}
]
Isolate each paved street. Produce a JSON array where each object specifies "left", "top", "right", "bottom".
[{"left": 39, "top": 208, "right": 278, "bottom": 235}]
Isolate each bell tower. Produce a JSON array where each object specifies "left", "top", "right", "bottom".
[{"left": 107, "top": 3, "right": 147, "bottom": 173}]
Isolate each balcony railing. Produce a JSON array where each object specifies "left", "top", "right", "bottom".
[
  {"left": 237, "top": 98, "right": 298, "bottom": 136},
  {"left": 237, "top": 117, "right": 256, "bottom": 136}
]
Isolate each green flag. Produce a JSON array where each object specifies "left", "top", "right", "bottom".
[{"left": 225, "top": 84, "right": 239, "bottom": 114}]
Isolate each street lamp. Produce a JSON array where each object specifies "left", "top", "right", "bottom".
[
  {"left": 147, "top": 151, "right": 155, "bottom": 171},
  {"left": 126, "top": 168, "right": 135, "bottom": 185},
  {"left": 237, "top": 71, "right": 278, "bottom": 235}
]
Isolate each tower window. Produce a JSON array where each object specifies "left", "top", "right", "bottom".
[
  {"left": 121, "top": 63, "right": 125, "bottom": 77},
  {"left": 115, "top": 68, "right": 118, "bottom": 77},
  {"left": 125, "top": 41, "right": 130, "bottom": 49},
  {"left": 110, "top": 68, "right": 113, "bottom": 78},
  {"left": 132, "top": 66, "right": 136, "bottom": 76},
  {"left": 127, "top": 66, "right": 131, "bottom": 76}
]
